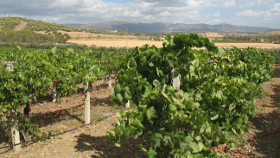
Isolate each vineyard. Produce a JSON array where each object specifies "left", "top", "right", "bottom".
[{"left": 0, "top": 33, "right": 278, "bottom": 157}]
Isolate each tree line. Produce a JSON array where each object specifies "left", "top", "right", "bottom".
[
  {"left": 0, "top": 30, "right": 71, "bottom": 44},
  {"left": 222, "top": 34, "right": 280, "bottom": 43}
]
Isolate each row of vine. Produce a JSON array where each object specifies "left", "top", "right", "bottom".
[{"left": 106, "top": 33, "right": 275, "bottom": 157}]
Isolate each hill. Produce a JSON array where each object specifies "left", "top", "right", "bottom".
[
  {"left": 267, "top": 30, "right": 280, "bottom": 34},
  {"left": 0, "top": 17, "right": 72, "bottom": 44},
  {"left": 80, "top": 21, "right": 279, "bottom": 34},
  {"left": 0, "top": 17, "right": 132, "bottom": 44},
  {"left": 1, "top": 17, "right": 126, "bottom": 35}
]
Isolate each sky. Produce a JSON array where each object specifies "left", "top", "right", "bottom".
[{"left": 0, "top": 0, "right": 280, "bottom": 29}]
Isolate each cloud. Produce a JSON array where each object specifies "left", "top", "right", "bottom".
[
  {"left": 0, "top": 0, "right": 279, "bottom": 28},
  {"left": 237, "top": 0, "right": 276, "bottom": 8},
  {"left": 0, "top": 0, "right": 255, "bottom": 22},
  {"left": 213, "top": 11, "right": 220, "bottom": 17},
  {"left": 236, "top": 10, "right": 273, "bottom": 21},
  {"left": 130, "top": 0, "right": 187, "bottom": 7},
  {"left": 203, "top": 0, "right": 236, "bottom": 8},
  {"left": 236, "top": 10, "right": 260, "bottom": 17},
  {"left": 270, "top": 3, "right": 280, "bottom": 13},
  {"left": 206, "top": 19, "right": 222, "bottom": 24}
]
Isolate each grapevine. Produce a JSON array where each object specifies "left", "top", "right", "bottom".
[{"left": 106, "top": 33, "right": 275, "bottom": 157}]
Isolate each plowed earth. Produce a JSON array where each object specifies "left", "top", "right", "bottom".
[{"left": 1, "top": 62, "right": 280, "bottom": 158}]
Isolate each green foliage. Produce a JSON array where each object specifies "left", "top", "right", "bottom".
[
  {"left": 0, "top": 17, "right": 20, "bottom": 32},
  {"left": 221, "top": 34, "right": 280, "bottom": 44},
  {"left": 106, "top": 33, "right": 275, "bottom": 157},
  {"left": 15, "top": 17, "right": 127, "bottom": 35},
  {"left": 0, "top": 43, "right": 129, "bottom": 143},
  {"left": 0, "top": 42, "right": 134, "bottom": 52},
  {"left": 0, "top": 30, "right": 71, "bottom": 44}
]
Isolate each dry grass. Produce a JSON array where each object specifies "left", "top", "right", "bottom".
[
  {"left": 267, "top": 30, "right": 280, "bottom": 34},
  {"left": 205, "top": 32, "right": 224, "bottom": 38},
  {"left": 68, "top": 39, "right": 280, "bottom": 48},
  {"left": 68, "top": 39, "right": 164, "bottom": 48},
  {"left": 215, "top": 43, "right": 280, "bottom": 48},
  {"left": 35, "top": 30, "right": 138, "bottom": 38}
]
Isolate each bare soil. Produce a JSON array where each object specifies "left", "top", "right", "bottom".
[
  {"left": 13, "top": 19, "right": 26, "bottom": 32},
  {"left": 1, "top": 62, "right": 280, "bottom": 158},
  {"left": 227, "top": 60, "right": 280, "bottom": 158},
  {"left": 0, "top": 76, "right": 147, "bottom": 158}
]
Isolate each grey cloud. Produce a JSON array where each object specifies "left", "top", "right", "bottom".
[
  {"left": 130, "top": 0, "right": 188, "bottom": 7},
  {"left": 0, "top": 0, "right": 279, "bottom": 28}
]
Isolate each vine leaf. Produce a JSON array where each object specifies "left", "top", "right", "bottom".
[
  {"left": 210, "top": 114, "right": 219, "bottom": 120},
  {"left": 190, "top": 142, "right": 199, "bottom": 153},
  {"left": 194, "top": 153, "right": 204, "bottom": 158},
  {"left": 146, "top": 106, "right": 158, "bottom": 122},
  {"left": 153, "top": 79, "right": 160, "bottom": 87},
  {"left": 229, "top": 102, "right": 236, "bottom": 111},
  {"left": 164, "top": 136, "right": 174, "bottom": 148},
  {"left": 147, "top": 147, "right": 157, "bottom": 158},
  {"left": 131, "top": 118, "right": 145, "bottom": 129},
  {"left": 116, "top": 93, "right": 123, "bottom": 103}
]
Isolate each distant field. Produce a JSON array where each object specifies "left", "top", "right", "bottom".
[
  {"left": 205, "top": 33, "right": 224, "bottom": 38},
  {"left": 68, "top": 39, "right": 280, "bottom": 48},
  {"left": 68, "top": 39, "right": 163, "bottom": 48},
  {"left": 35, "top": 31, "right": 139, "bottom": 38}
]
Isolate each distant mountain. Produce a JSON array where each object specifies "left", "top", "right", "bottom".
[
  {"left": 81, "top": 21, "right": 128, "bottom": 31},
  {"left": 79, "top": 21, "right": 279, "bottom": 34}
]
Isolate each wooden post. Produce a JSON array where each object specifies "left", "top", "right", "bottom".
[
  {"left": 52, "top": 89, "right": 56, "bottom": 103},
  {"left": 2, "top": 61, "right": 20, "bottom": 151},
  {"left": 172, "top": 69, "right": 181, "bottom": 90},
  {"left": 125, "top": 100, "right": 130, "bottom": 109},
  {"left": 126, "top": 28, "right": 128, "bottom": 52},
  {"left": 11, "top": 108, "right": 21, "bottom": 151},
  {"left": 85, "top": 82, "right": 90, "bottom": 124},
  {"left": 125, "top": 29, "right": 129, "bottom": 108},
  {"left": 108, "top": 72, "right": 112, "bottom": 89},
  {"left": 172, "top": 74, "right": 181, "bottom": 90}
]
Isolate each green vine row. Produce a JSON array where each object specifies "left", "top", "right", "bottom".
[
  {"left": 0, "top": 43, "right": 127, "bottom": 144},
  {"left": 106, "top": 33, "right": 275, "bottom": 157}
]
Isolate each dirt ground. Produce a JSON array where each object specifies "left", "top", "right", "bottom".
[
  {"left": 1, "top": 62, "right": 280, "bottom": 158},
  {"left": 13, "top": 19, "right": 26, "bottom": 32},
  {"left": 0, "top": 76, "right": 147, "bottom": 158},
  {"left": 229, "top": 60, "right": 280, "bottom": 158},
  {"left": 68, "top": 39, "right": 280, "bottom": 49}
]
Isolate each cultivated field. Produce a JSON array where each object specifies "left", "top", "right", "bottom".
[
  {"left": 68, "top": 39, "right": 280, "bottom": 48},
  {"left": 68, "top": 39, "right": 163, "bottom": 48},
  {"left": 1, "top": 63, "right": 280, "bottom": 158},
  {"left": 35, "top": 31, "right": 139, "bottom": 38},
  {"left": 35, "top": 29, "right": 280, "bottom": 49}
]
